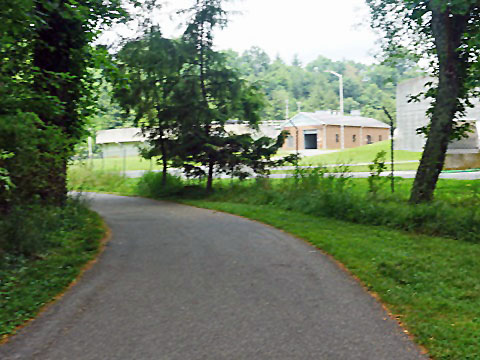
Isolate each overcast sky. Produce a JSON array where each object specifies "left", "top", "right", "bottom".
[{"left": 105, "top": 0, "right": 381, "bottom": 65}]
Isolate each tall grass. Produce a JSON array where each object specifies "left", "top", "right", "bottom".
[
  {"left": 68, "top": 166, "right": 139, "bottom": 195},
  {"left": 0, "top": 197, "right": 99, "bottom": 256},
  {"left": 206, "top": 169, "right": 480, "bottom": 243},
  {"left": 67, "top": 165, "right": 480, "bottom": 243}
]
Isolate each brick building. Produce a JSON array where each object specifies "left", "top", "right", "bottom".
[{"left": 282, "top": 111, "right": 390, "bottom": 151}]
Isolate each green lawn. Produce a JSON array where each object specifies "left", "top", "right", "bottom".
[
  {"left": 71, "top": 156, "right": 162, "bottom": 172},
  {"left": 299, "top": 141, "right": 422, "bottom": 166},
  {"left": 272, "top": 162, "right": 420, "bottom": 173}
]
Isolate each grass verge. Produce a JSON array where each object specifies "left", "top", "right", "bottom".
[
  {"left": 300, "top": 141, "right": 421, "bottom": 166},
  {"left": 271, "top": 162, "right": 419, "bottom": 173},
  {"left": 0, "top": 200, "right": 106, "bottom": 340}
]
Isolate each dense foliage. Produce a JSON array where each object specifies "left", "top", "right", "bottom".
[
  {"left": 112, "top": 1, "right": 293, "bottom": 191},
  {"left": 95, "top": 46, "right": 422, "bottom": 130},
  {"left": 0, "top": 0, "right": 127, "bottom": 251}
]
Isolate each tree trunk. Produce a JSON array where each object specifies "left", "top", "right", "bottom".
[
  {"left": 409, "top": 7, "right": 468, "bottom": 204},
  {"left": 206, "top": 159, "right": 214, "bottom": 193},
  {"left": 47, "top": 157, "right": 68, "bottom": 206},
  {"left": 159, "top": 133, "right": 168, "bottom": 186},
  {"left": 32, "top": 3, "right": 86, "bottom": 206},
  {"left": 162, "top": 157, "right": 168, "bottom": 186}
]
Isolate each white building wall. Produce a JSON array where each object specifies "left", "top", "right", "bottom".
[
  {"left": 101, "top": 142, "right": 142, "bottom": 158},
  {"left": 396, "top": 77, "right": 431, "bottom": 152},
  {"left": 396, "top": 76, "right": 480, "bottom": 152}
]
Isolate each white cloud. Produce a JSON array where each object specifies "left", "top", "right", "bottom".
[
  {"left": 105, "top": 0, "right": 381, "bottom": 64},
  {"left": 214, "top": 0, "right": 380, "bottom": 64}
]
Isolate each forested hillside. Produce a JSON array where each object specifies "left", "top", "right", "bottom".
[
  {"left": 225, "top": 47, "right": 422, "bottom": 123},
  {"left": 94, "top": 46, "right": 422, "bottom": 130}
]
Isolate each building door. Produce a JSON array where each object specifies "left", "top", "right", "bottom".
[{"left": 304, "top": 130, "right": 318, "bottom": 149}]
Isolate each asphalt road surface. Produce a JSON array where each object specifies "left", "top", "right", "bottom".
[{"left": 0, "top": 194, "right": 427, "bottom": 360}]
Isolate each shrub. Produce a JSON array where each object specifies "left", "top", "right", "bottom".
[
  {"left": 204, "top": 172, "right": 480, "bottom": 243},
  {"left": 0, "top": 197, "right": 94, "bottom": 257},
  {"left": 0, "top": 112, "right": 70, "bottom": 211},
  {"left": 137, "top": 172, "right": 184, "bottom": 198}
]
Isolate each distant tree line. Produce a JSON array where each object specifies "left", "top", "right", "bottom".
[
  {"left": 224, "top": 47, "right": 422, "bottom": 124},
  {"left": 95, "top": 46, "right": 422, "bottom": 130}
]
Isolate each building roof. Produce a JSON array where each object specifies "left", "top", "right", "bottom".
[
  {"left": 282, "top": 112, "right": 391, "bottom": 129},
  {"left": 96, "top": 128, "right": 147, "bottom": 144},
  {"left": 224, "top": 123, "right": 282, "bottom": 139}
]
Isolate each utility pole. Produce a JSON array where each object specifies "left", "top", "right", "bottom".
[{"left": 87, "top": 135, "right": 93, "bottom": 168}]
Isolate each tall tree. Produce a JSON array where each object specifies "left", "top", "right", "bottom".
[
  {"left": 30, "top": 0, "right": 126, "bottom": 205},
  {"left": 179, "top": 0, "right": 269, "bottom": 191},
  {"left": 366, "top": 0, "right": 480, "bottom": 203},
  {"left": 114, "top": 29, "right": 187, "bottom": 184}
]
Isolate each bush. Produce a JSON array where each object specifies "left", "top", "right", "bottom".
[
  {"left": 0, "top": 197, "right": 104, "bottom": 337},
  {"left": 0, "top": 112, "right": 70, "bottom": 211},
  {"left": 137, "top": 172, "right": 184, "bottom": 198},
  {"left": 0, "top": 197, "right": 95, "bottom": 257}
]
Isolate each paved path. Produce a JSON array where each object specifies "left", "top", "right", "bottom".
[{"left": 0, "top": 194, "right": 427, "bottom": 360}]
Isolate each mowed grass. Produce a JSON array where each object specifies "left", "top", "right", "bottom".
[
  {"left": 271, "top": 162, "right": 420, "bottom": 174},
  {"left": 299, "top": 141, "right": 422, "bottom": 166},
  {"left": 179, "top": 201, "right": 480, "bottom": 360},
  {"left": 71, "top": 156, "right": 162, "bottom": 172}
]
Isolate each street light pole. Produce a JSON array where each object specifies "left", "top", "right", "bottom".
[{"left": 325, "top": 70, "right": 344, "bottom": 115}]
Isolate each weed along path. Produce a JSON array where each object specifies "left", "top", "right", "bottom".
[{"left": 0, "top": 194, "right": 427, "bottom": 360}]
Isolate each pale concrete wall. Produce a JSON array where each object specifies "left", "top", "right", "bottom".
[
  {"left": 396, "top": 76, "right": 480, "bottom": 152},
  {"left": 445, "top": 153, "right": 480, "bottom": 170},
  {"left": 102, "top": 142, "right": 142, "bottom": 158}
]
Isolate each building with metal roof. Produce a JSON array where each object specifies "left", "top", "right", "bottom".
[
  {"left": 281, "top": 111, "right": 390, "bottom": 151},
  {"left": 96, "top": 128, "right": 147, "bottom": 158}
]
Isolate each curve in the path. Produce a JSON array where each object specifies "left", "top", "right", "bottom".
[{"left": 0, "top": 194, "right": 427, "bottom": 360}]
